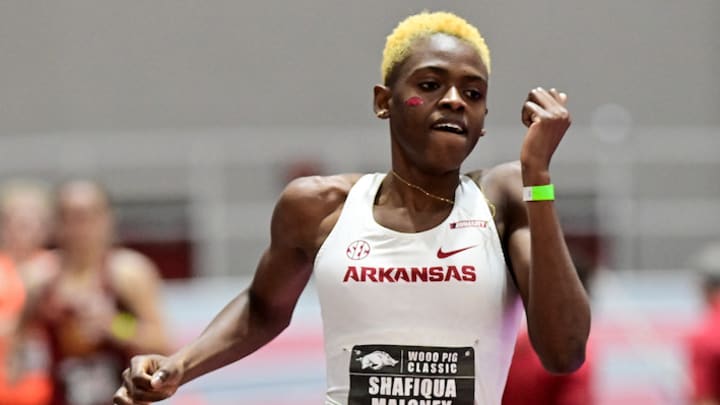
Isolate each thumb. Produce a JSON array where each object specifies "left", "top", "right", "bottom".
[{"left": 150, "top": 369, "right": 171, "bottom": 389}]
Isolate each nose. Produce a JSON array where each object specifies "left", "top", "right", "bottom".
[{"left": 439, "top": 86, "right": 465, "bottom": 111}]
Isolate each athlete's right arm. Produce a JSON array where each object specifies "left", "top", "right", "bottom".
[{"left": 113, "top": 176, "right": 351, "bottom": 405}]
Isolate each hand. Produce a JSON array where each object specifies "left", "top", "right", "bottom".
[
  {"left": 113, "top": 354, "right": 183, "bottom": 405},
  {"left": 520, "top": 87, "right": 571, "bottom": 179},
  {"left": 59, "top": 293, "right": 116, "bottom": 349},
  {"left": 77, "top": 293, "right": 116, "bottom": 343}
]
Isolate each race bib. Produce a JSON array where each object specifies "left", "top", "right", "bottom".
[
  {"left": 58, "top": 354, "right": 120, "bottom": 405},
  {"left": 348, "top": 344, "right": 475, "bottom": 405}
]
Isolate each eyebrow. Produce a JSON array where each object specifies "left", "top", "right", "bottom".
[{"left": 409, "top": 65, "right": 487, "bottom": 83}]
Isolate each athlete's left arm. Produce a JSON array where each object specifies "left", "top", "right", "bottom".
[
  {"left": 502, "top": 87, "right": 591, "bottom": 374},
  {"left": 110, "top": 250, "right": 171, "bottom": 355}
]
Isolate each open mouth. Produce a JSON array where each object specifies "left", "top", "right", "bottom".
[{"left": 432, "top": 121, "right": 467, "bottom": 135}]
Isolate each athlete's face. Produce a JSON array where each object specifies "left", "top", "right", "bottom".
[
  {"left": 374, "top": 34, "right": 488, "bottom": 174},
  {"left": 0, "top": 199, "right": 50, "bottom": 255},
  {"left": 56, "top": 183, "right": 113, "bottom": 252}
]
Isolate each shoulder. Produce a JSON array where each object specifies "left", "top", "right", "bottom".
[
  {"left": 108, "top": 248, "right": 161, "bottom": 294},
  {"left": 466, "top": 161, "right": 525, "bottom": 236},
  {"left": 272, "top": 173, "right": 363, "bottom": 242},
  {"left": 18, "top": 250, "right": 61, "bottom": 294},
  {"left": 466, "top": 161, "right": 523, "bottom": 207},
  {"left": 466, "top": 161, "right": 522, "bottom": 193},
  {"left": 110, "top": 248, "right": 158, "bottom": 272},
  {"left": 277, "top": 173, "right": 363, "bottom": 216}
]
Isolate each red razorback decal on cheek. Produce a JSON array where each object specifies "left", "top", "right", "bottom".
[{"left": 405, "top": 96, "right": 424, "bottom": 107}]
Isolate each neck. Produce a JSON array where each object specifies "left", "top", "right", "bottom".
[
  {"left": 382, "top": 167, "right": 459, "bottom": 211},
  {"left": 63, "top": 246, "right": 107, "bottom": 273}
]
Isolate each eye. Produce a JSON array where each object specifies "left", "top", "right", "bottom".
[
  {"left": 464, "top": 89, "right": 484, "bottom": 101},
  {"left": 418, "top": 81, "right": 440, "bottom": 91}
]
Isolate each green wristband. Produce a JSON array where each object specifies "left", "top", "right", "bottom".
[{"left": 522, "top": 184, "right": 555, "bottom": 201}]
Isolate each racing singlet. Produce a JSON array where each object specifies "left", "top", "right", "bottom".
[
  {"left": 314, "top": 173, "right": 523, "bottom": 405},
  {"left": 40, "top": 252, "right": 132, "bottom": 405}
]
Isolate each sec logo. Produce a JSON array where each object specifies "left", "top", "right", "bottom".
[{"left": 346, "top": 240, "right": 371, "bottom": 260}]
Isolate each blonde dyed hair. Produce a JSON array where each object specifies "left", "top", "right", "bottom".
[
  {"left": 381, "top": 11, "right": 491, "bottom": 83},
  {"left": 0, "top": 179, "right": 52, "bottom": 221}
]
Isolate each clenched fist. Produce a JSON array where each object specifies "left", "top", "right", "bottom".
[
  {"left": 520, "top": 87, "right": 571, "bottom": 183},
  {"left": 113, "top": 354, "right": 183, "bottom": 405}
]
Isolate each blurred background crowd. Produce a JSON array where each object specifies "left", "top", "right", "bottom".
[{"left": 0, "top": 1, "right": 718, "bottom": 404}]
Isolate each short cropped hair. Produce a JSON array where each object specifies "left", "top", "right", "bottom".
[
  {"left": 56, "top": 179, "right": 112, "bottom": 212},
  {"left": 381, "top": 11, "right": 491, "bottom": 84}
]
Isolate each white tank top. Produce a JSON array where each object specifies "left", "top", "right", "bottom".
[{"left": 313, "top": 173, "right": 523, "bottom": 405}]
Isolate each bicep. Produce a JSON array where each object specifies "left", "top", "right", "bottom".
[
  {"left": 117, "top": 264, "right": 165, "bottom": 325},
  {"left": 484, "top": 161, "right": 531, "bottom": 303},
  {"left": 248, "top": 243, "right": 314, "bottom": 325},
  {"left": 112, "top": 259, "right": 171, "bottom": 353},
  {"left": 244, "top": 174, "right": 341, "bottom": 327}
]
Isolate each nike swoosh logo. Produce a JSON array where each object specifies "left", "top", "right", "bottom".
[{"left": 436, "top": 245, "right": 479, "bottom": 259}]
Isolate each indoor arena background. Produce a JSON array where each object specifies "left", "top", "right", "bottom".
[{"left": 1, "top": 1, "right": 718, "bottom": 404}]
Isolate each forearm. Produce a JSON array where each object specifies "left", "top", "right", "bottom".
[
  {"left": 173, "top": 288, "right": 288, "bottom": 385},
  {"left": 523, "top": 170, "right": 591, "bottom": 372}
]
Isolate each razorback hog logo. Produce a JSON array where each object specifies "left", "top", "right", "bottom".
[{"left": 357, "top": 351, "right": 399, "bottom": 370}]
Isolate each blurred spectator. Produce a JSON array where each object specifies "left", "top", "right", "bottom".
[
  {"left": 686, "top": 242, "right": 720, "bottom": 405},
  {"left": 502, "top": 251, "right": 596, "bottom": 405},
  {"left": 0, "top": 180, "right": 53, "bottom": 405},
  {"left": 16, "top": 180, "right": 170, "bottom": 405}
]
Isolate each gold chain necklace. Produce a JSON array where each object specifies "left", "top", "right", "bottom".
[
  {"left": 390, "top": 170, "right": 455, "bottom": 205},
  {"left": 390, "top": 170, "right": 497, "bottom": 217}
]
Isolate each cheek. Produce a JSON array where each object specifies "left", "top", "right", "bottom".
[
  {"left": 470, "top": 106, "right": 487, "bottom": 126},
  {"left": 404, "top": 96, "right": 425, "bottom": 107}
]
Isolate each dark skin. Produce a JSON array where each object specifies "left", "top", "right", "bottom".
[{"left": 113, "top": 33, "right": 591, "bottom": 404}]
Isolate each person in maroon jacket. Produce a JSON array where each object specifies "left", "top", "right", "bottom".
[
  {"left": 503, "top": 252, "right": 596, "bottom": 405},
  {"left": 687, "top": 243, "right": 720, "bottom": 405}
]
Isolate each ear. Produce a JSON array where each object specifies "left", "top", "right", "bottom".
[{"left": 373, "top": 84, "right": 391, "bottom": 119}]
